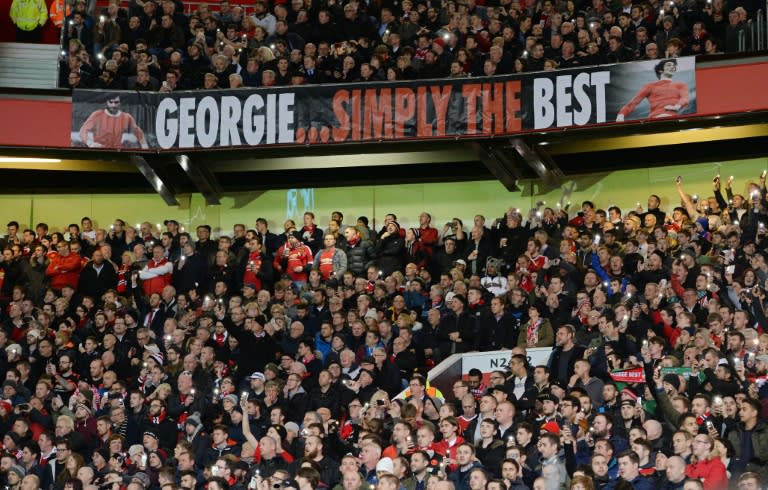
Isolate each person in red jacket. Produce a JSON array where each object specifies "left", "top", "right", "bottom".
[
  {"left": 418, "top": 212, "right": 439, "bottom": 250},
  {"left": 139, "top": 243, "right": 173, "bottom": 296},
  {"left": 45, "top": 241, "right": 82, "bottom": 291},
  {"left": 273, "top": 233, "right": 313, "bottom": 286},
  {"left": 686, "top": 434, "right": 727, "bottom": 490}
]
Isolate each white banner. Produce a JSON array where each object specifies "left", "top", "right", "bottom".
[{"left": 460, "top": 348, "right": 553, "bottom": 374}]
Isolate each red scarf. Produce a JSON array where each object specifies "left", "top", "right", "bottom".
[
  {"left": 117, "top": 263, "right": 130, "bottom": 293},
  {"left": 527, "top": 318, "right": 541, "bottom": 345},
  {"left": 150, "top": 409, "right": 168, "bottom": 425},
  {"left": 696, "top": 411, "right": 712, "bottom": 426},
  {"left": 347, "top": 234, "right": 361, "bottom": 247}
]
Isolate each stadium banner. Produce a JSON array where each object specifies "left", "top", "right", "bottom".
[
  {"left": 71, "top": 56, "right": 696, "bottom": 151},
  {"left": 609, "top": 367, "right": 646, "bottom": 384}
]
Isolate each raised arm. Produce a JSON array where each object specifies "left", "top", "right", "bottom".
[
  {"left": 241, "top": 396, "right": 259, "bottom": 449},
  {"left": 675, "top": 176, "right": 698, "bottom": 218}
]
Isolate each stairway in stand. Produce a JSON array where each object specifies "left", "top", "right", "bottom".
[{"left": 0, "top": 42, "right": 61, "bottom": 89}]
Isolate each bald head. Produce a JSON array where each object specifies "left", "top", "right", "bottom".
[
  {"left": 666, "top": 456, "right": 687, "bottom": 483},
  {"left": 643, "top": 420, "right": 662, "bottom": 441}
]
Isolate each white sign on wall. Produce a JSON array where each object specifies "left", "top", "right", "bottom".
[{"left": 459, "top": 348, "right": 554, "bottom": 374}]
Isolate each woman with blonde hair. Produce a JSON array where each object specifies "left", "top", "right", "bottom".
[
  {"left": 265, "top": 303, "right": 288, "bottom": 335},
  {"left": 256, "top": 45, "right": 277, "bottom": 72},
  {"left": 686, "top": 434, "right": 727, "bottom": 490},
  {"left": 449, "top": 268, "right": 465, "bottom": 284},
  {"left": 149, "top": 383, "right": 173, "bottom": 402}
]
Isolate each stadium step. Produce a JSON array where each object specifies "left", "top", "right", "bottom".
[{"left": 0, "top": 42, "right": 60, "bottom": 89}]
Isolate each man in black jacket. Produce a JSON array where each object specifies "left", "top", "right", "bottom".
[
  {"left": 547, "top": 325, "right": 586, "bottom": 386},
  {"left": 436, "top": 294, "right": 474, "bottom": 358},
  {"left": 477, "top": 296, "right": 519, "bottom": 351},
  {"left": 218, "top": 305, "right": 277, "bottom": 386},
  {"left": 433, "top": 238, "right": 462, "bottom": 276},
  {"left": 140, "top": 400, "right": 178, "bottom": 452},
  {"left": 78, "top": 249, "right": 117, "bottom": 300}
]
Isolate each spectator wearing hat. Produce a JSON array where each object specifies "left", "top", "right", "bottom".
[
  {"left": 6, "top": 464, "right": 26, "bottom": 487},
  {"left": 246, "top": 371, "right": 267, "bottom": 400},
  {"left": 4, "top": 429, "right": 23, "bottom": 455},
  {"left": 131, "top": 470, "right": 153, "bottom": 488},
  {"left": 181, "top": 411, "right": 209, "bottom": 467},
  {"left": 342, "top": 367, "right": 377, "bottom": 406},
  {"left": 73, "top": 401, "right": 97, "bottom": 448},
  {"left": 404, "top": 228, "right": 432, "bottom": 272}
]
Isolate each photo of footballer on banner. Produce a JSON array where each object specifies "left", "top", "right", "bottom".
[
  {"left": 72, "top": 92, "right": 153, "bottom": 149},
  {"left": 610, "top": 57, "right": 696, "bottom": 121}
]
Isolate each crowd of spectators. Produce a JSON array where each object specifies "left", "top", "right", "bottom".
[
  {"left": 0, "top": 172, "right": 768, "bottom": 490},
  {"left": 56, "top": 0, "right": 763, "bottom": 90}
]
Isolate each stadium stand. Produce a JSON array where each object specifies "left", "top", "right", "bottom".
[
  {"left": 0, "top": 173, "right": 764, "bottom": 489},
  {"left": 3, "top": 0, "right": 757, "bottom": 89}
]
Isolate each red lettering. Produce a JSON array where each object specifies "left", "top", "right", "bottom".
[
  {"left": 431, "top": 85, "right": 452, "bottom": 137},
  {"left": 482, "top": 82, "right": 505, "bottom": 135},
  {"left": 506, "top": 80, "right": 522, "bottom": 132},
  {"left": 331, "top": 90, "right": 350, "bottom": 142},
  {"left": 363, "top": 88, "right": 393, "bottom": 140},
  {"left": 417, "top": 86, "right": 430, "bottom": 137},
  {"left": 394, "top": 88, "right": 416, "bottom": 138},
  {"left": 351, "top": 89, "right": 361, "bottom": 141},
  {"left": 462, "top": 84, "right": 481, "bottom": 134}
]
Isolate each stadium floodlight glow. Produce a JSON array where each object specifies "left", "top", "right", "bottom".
[{"left": 0, "top": 157, "right": 62, "bottom": 163}]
